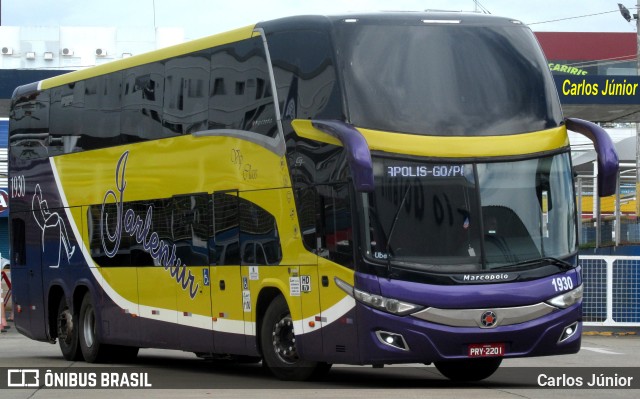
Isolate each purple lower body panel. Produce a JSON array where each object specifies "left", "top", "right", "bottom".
[{"left": 354, "top": 301, "right": 581, "bottom": 365}]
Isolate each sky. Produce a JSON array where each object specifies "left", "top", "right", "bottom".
[{"left": 1, "top": 0, "right": 639, "bottom": 40}]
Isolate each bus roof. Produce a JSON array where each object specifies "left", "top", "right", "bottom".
[
  {"left": 22, "top": 12, "right": 523, "bottom": 95},
  {"left": 34, "top": 24, "right": 256, "bottom": 92},
  {"left": 256, "top": 12, "right": 524, "bottom": 31}
]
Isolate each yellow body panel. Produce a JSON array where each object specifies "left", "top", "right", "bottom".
[
  {"left": 51, "top": 134, "right": 337, "bottom": 327},
  {"left": 292, "top": 119, "right": 569, "bottom": 158}
]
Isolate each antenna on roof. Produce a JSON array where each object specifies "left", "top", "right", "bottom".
[{"left": 473, "top": 0, "right": 492, "bottom": 14}]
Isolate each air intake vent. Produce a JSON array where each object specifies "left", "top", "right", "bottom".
[{"left": 335, "top": 345, "right": 346, "bottom": 353}]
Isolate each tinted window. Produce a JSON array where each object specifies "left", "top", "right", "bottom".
[
  {"left": 49, "top": 82, "right": 83, "bottom": 155},
  {"left": 9, "top": 90, "right": 50, "bottom": 160},
  {"left": 172, "top": 194, "right": 210, "bottom": 266},
  {"left": 336, "top": 24, "right": 562, "bottom": 136},
  {"left": 164, "top": 52, "right": 210, "bottom": 134},
  {"left": 239, "top": 196, "right": 281, "bottom": 265},
  {"left": 213, "top": 192, "right": 240, "bottom": 265},
  {"left": 122, "top": 62, "right": 168, "bottom": 142},
  {"left": 209, "top": 37, "right": 278, "bottom": 137},
  {"left": 11, "top": 216, "right": 26, "bottom": 266},
  {"left": 317, "top": 184, "right": 353, "bottom": 268},
  {"left": 78, "top": 74, "right": 122, "bottom": 149},
  {"left": 267, "top": 29, "right": 342, "bottom": 121}
]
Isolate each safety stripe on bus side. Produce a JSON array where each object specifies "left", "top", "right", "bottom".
[{"left": 293, "top": 295, "right": 356, "bottom": 335}]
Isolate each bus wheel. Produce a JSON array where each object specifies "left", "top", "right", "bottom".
[
  {"left": 56, "top": 296, "right": 81, "bottom": 360},
  {"left": 260, "top": 295, "right": 330, "bottom": 380},
  {"left": 78, "top": 293, "right": 107, "bottom": 363},
  {"left": 434, "top": 357, "right": 502, "bottom": 381}
]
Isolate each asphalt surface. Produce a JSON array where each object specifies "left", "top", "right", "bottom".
[{"left": 0, "top": 322, "right": 639, "bottom": 398}]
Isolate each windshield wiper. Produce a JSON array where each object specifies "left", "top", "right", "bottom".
[
  {"left": 385, "top": 186, "right": 412, "bottom": 276},
  {"left": 491, "top": 256, "right": 574, "bottom": 271}
]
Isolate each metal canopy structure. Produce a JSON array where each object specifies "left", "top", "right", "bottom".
[{"left": 563, "top": 103, "right": 640, "bottom": 123}]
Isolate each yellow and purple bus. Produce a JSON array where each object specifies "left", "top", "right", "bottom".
[{"left": 9, "top": 13, "right": 618, "bottom": 381}]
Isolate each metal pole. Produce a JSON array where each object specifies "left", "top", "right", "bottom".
[
  {"left": 616, "top": 172, "right": 621, "bottom": 245},
  {"left": 594, "top": 161, "right": 601, "bottom": 247},
  {"left": 577, "top": 177, "right": 583, "bottom": 244},
  {"left": 636, "top": 0, "right": 640, "bottom": 220}
]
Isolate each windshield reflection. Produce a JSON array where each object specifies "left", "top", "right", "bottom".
[{"left": 363, "top": 153, "right": 576, "bottom": 272}]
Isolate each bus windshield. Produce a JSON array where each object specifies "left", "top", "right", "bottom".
[
  {"left": 363, "top": 153, "right": 576, "bottom": 273},
  {"left": 336, "top": 22, "right": 562, "bottom": 136}
]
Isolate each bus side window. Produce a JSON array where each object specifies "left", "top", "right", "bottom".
[
  {"left": 171, "top": 194, "right": 210, "bottom": 266},
  {"left": 11, "top": 216, "right": 26, "bottom": 266},
  {"left": 122, "top": 62, "right": 166, "bottom": 142},
  {"left": 316, "top": 184, "right": 354, "bottom": 268},
  {"left": 296, "top": 187, "right": 317, "bottom": 253},
  {"left": 239, "top": 197, "right": 282, "bottom": 265},
  {"left": 49, "top": 83, "right": 82, "bottom": 155},
  {"left": 209, "top": 37, "right": 278, "bottom": 138},
  {"left": 77, "top": 73, "right": 123, "bottom": 151},
  {"left": 212, "top": 192, "right": 240, "bottom": 265},
  {"left": 10, "top": 90, "right": 51, "bottom": 160},
  {"left": 163, "top": 52, "right": 210, "bottom": 135}
]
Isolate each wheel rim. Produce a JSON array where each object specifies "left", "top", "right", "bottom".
[
  {"left": 271, "top": 315, "right": 298, "bottom": 364},
  {"left": 82, "top": 305, "right": 95, "bottom": 348},
  {"left": 57, "top": 307, "right": 73, "bottom": 344}
]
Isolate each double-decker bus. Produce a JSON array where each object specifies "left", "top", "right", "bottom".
[{"left": 8, "top": 12, "right": 618, "bottom": 381}]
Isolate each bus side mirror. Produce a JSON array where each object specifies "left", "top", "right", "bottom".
[
  {"left": 311, "top": 120, "right": 374, "bottom": 192},
  {"left": 565, "top": 118, "right": 619, "bottom": 197}
]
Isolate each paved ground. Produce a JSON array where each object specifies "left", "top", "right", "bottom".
[{"left": 0, "top": 323, "right": 639, "bottom": 398}]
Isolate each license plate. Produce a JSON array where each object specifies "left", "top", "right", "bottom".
[{"left": 468, "top": 343, "right": 505, "bottom": 357}]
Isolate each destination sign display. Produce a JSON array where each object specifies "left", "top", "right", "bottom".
[
  {"left": 374, "top": 158, "right": 471, "bottom": 180},
  {"left": 386, "top": 165, "right": 465, "bottom": 178}
]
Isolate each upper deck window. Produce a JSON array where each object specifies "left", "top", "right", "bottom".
[{"left": 336, "top": 22, "right": 562, "bottom": 136}]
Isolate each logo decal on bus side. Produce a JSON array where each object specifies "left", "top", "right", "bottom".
[
  {"left": 100, "top": 151, "right": 199, "bottom": 299},
  {"left": 32, "top": 184, "right": 77, "bottom": 268}
]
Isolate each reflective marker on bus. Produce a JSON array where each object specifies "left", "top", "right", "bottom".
[{"left": 8, "top": 12, "right": 618, "bottom": 382}]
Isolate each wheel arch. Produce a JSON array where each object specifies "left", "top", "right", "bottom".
[
  {"left": 47, "top": 285, "right": 65, "bottom": 340},
  {"left": 255, "top": 287, "right": 285, "bottom": 356}
]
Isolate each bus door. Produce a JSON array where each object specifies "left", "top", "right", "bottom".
[
  {"left": 293, "top": 186, "right": 324, "bottom": 359},
  {"left": 211, "top": 191, "right": 246, "bottom": 354},
  {"left": 173, "top": 194, "right": 214, "bottom": 353},
  {"left": 10, "top": 211, "right": 46, "bottom": 340},
  {"left": 315, "top": 184, "right": 359, "bottom": 362},
  {"left": 238, "top": 189, "right": 309, "bottom": 356}
]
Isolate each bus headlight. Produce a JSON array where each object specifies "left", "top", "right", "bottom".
[
  {"left": 335, "top": 277, "right": 424, "bottom": 316},
  {"left": 546, "top": 285, "right": 583, "bottom": 309}
]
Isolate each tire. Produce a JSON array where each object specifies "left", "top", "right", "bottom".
[
  {"left": 434, "top": 357, "right": 502, "bottom": 381},
  {"left": 56, "top": 296, "right": 81, "bottom": 361},
  {"left": 78, "top": 293, "right": 108, "bottom": 363},
  {"left": 260, "top": 295, "right": 331, "bottom": 380}
]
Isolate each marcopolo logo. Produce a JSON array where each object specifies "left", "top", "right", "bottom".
[{"left": 462, "top": 273, "right": 510, "bottom": 282}]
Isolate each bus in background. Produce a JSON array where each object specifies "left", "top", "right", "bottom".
[{"left": 9, "top": 13, "right": 618, "bottom": 381}]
